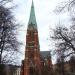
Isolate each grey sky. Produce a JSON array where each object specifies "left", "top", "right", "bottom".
[{"left": 6, "top": 0, "right": 70, "bottom": 64}]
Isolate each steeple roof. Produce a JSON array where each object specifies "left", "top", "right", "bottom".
[
  {"left": 40, "top": 51, "right": 51, "bottom": 59},
  {"left": 28, "top": 0, "right": 37, "bottom": 30}
]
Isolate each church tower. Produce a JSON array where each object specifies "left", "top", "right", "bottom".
[{"left": 23, "top": 1, "right": 41, "bottom": 75}]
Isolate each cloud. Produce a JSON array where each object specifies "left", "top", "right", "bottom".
[{"left": 8, "top": 0, "right": 70, "bottom": 64}]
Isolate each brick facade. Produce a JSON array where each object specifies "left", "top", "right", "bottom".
[{"left": 21, "top": 1, "right": 52, "bottom": 75}]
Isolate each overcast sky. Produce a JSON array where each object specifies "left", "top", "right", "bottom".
[{"left": 6, "top": 0, "right": 70, "bottom": 64}]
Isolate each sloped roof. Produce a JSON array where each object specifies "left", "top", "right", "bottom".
[
  {"left": 28, "top": 0, "right": 37, "bottom": 30},
  {"left": 40, "top": 51, "right": 51, "bottom": 59}
]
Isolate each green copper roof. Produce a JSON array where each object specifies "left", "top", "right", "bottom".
[{"left": 28, "top": 0, "right": 37, "bottom": 29}]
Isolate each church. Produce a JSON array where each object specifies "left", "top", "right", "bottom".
[{"left": 21, "top": 1, "right": 53, "bottom": 75}]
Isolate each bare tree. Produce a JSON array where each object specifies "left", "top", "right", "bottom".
[
  {"left": 51, "top": 0, "right": 75, "bottom": 74},
  {"left": 0, "top": 2, "right": 21, "bottom": 64},
  {"left": 53, "top": 0, "right": 75, "bottom": 59},
  {"left": 0, "top": 0, "right": 12, "bottom": 6},
  {"left": 50, "top": 25, "right": 75, "bottom": 75},
  {"left": 56, "top": 48, "right": 65, "bottom": 75},
  {"left": 69, "top": 55, "right": 75, "bottom": 72},
  {"left": 51, "top": 25, "right": 75, "bottom": 58},
  {"left": 55, "top": 0, "right": 75, "bottom": 12}
]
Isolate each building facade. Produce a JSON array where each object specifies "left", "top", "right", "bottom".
[
  {"left": 21, "top": 1, "right": 53, "bottom": 75},
  {"left": 0, "top": 64, "right": 21, "bottom": 75}
]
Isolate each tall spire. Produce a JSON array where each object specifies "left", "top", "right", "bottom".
[{"left": 28, "top": 0, "right": 37, "bottom": 29}]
